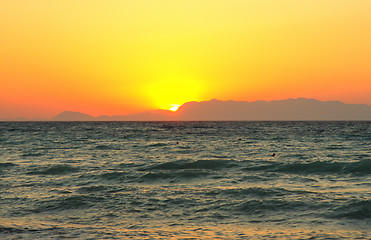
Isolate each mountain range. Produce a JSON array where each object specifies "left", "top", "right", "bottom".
[{"left": 52, "top": 98, "right": 371, "bottom": 121}]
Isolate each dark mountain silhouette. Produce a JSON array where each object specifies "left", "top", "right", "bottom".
[
  {"left": 52, "top": 110, "right": 176, "bottom": 121},
  {"left": 53, "top": 111, "right": 95, "bottom": 121},
  {"left": 177, "top": 98, "right": 371, "bottom": 120},
  {"left": 96, "top": 110, "right": 175, "bottom": 121},
  {"left": 51, "top": 98, "right": 371, "bottom": 121}
]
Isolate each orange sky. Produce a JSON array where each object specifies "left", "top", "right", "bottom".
[{"left": 1, "top": 0, "right": 370, "bottom": 119}]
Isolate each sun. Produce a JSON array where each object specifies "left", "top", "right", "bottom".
[
  {"left": 143, "top": 76, "right": 204, "bottom": 111},
  {"left": 170, "top": 105, "right": 180, "bottom": 111}
]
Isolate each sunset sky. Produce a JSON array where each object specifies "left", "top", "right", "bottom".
[{"left": 1, "top": 0, "right": 370, "bottom": 119}]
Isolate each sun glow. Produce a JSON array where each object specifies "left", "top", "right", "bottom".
[
  {"left": 143, "top": 76, "right": 204, "bottom": 111},
  {"left": 170, "top": 105, "right": 180, "bottom": 111}
]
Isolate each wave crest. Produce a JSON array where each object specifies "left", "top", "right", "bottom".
[
  {"left": 28, "top": 165, "right": 80, "bottom": 175},
  {"left": 34, "top": 195, "right": 104, "bottom": 212},
  {"left": 244, "top": 159, "right": 371, "bottom": 175},
  {"left": 143, "top": 159, "right": 236, "bottom": 171},
  {"left": 328, "top": 199, "right": 371, "bottom": 220},
  {"left": 0, "top": 162, "right": 17, "bottom": 168},
  {"left": 139, "top": 170, "right": 210, "bottom": 182}
]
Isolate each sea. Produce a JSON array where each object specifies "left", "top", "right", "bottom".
[{"left": 0, "top": 121, "right": 370, "bottom": 239}]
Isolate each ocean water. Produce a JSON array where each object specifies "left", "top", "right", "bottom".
[{"left": 0, "top": 121, "right": 370, "bottom": 239}]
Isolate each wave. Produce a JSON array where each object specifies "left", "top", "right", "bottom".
[
  {"left": 28, "top": 165, "right": 80, "bottom": 175},
  {"left": 139, "top": 170, "right": 210, "bottom": 182},
  {"left": 118, "top": 162, "right": 144, "bottom": 168},
  {"left": 328, "top": 199, "right": 371, "bottom": 220},
  {"left": 33, "top": 195, "right": 104, "bottom": 212},
  {"left": 192, "top": 125, "right": 214, "bottom": 129},
  {"left": 77, "top": 185, "right": 109, "bottom": 193},
  {"left": 21, "top": 152, "right": 45, "bottom": 157},
  {"left": 77, "top": 185, "right": 127, "bottom": 194},
  {"left": 243, "top": 159, "right": 371, "bottom": 175},
  {"left": 207, "top": 187, "right": 296, "bottom": 198},
  {"left": 98, "top": 171, "right": 130, "bottom": 181},
  {"left": 94, "top": 144, "right": 121, "bottom": 150},
  {"left": 238, "top": 199, "right": 308, "bottom": 214},
  {"left": 147, "top": 142, "right": 169, "bottom": 147},
  {"left": 0, "top": 162, "right": 17, "bottom": 168},
  {"left": 0, "top": 226, "right": 24, "bottom": 234},
  {"left": 200, "top": 154, "right": 230, "bottom": 159},
  {"left": 343, "top": 159, "right": 371, "bottom": 174},
  {"left": 143, "top": 159, "right": 237, "bottom": 171}
]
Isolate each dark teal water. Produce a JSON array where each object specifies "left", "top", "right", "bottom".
[{"left": 0, "top": 122, "right": 370, "bottom": 239}]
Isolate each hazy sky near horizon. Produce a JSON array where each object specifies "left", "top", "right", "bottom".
[{"left": 1, "top": 0, "right": 371, "bottom": 119}]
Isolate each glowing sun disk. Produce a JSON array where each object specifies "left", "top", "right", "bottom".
[
  {"left": 143, "top": 77, "right": 204, "bottom": 110},
  {"left": 170, "top": 105, "right": 180, "bottom": 111}
]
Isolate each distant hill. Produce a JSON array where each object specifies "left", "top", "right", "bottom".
[
  {"left": 51, "top": 98, "right": 371, "bottom": 121},
  {"left": 177, "top": 98, "right": 371, "bottom": 120},
  {"left": 96, "top": 110, "right": 176, "bottom": 121},
  {"left": 52, "top": 111, "right": 95, "bottom": 121},
  {"left": 52, "top": 110, "right": 176, "bottom": 121}
]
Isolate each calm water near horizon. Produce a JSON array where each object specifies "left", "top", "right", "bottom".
[{"left": 0, "top": 121, "right": 370, "bottom": 239}]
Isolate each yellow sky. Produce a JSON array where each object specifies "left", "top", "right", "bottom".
[{"left": 1, "top": 0, "right": 370, "bottom": 118}]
